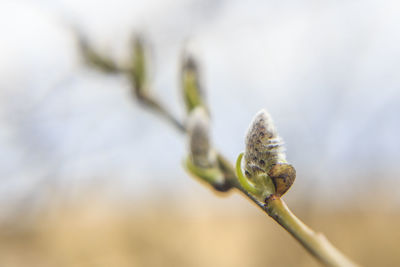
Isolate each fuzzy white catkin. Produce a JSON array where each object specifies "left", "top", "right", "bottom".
[
  {"left": 187, "top": 107, "right": 214, "bottom": 168},
  {"left": 244, "top": 109, "right": 286, "bottom": 179}
]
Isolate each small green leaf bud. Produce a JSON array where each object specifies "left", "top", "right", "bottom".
[
  {"left": 181, "top": 54, "right": 206, "bottom": 113},
  {"left": 130, "top": 36, "right": 148, "bottom": 98}
]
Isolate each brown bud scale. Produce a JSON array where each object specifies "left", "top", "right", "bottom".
[{"left": 268, "top": 163, "right": 296, "bottom": 196}]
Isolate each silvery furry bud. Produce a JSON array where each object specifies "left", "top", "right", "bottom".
[
  {"left": 244, "top": 109, "right": 285, "bottom": 177},
  {"left": 187, "top": 107, "right": 214, "bottom": 168},
  {"left": 185, "top": 107, "right": 228, "bottom": 191},
  {"left": 244, "top": 109, "right": 295, "bottom": 197}
]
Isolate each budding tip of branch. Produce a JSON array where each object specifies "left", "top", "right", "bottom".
[
  {"left": 182, "top": 54, "right": 198, "bottom": 73},
  {"left": 246, "top": 109, "right": 278, "bottom": 141},
  {"left": 241, "top": 109, "right": 295, "bottom": 198},
  {"left": 130, "top": 35, "right": 149, "bottom": 98},
  {"left": 181, "top": 52, "right": 206, "bottom": 113}
]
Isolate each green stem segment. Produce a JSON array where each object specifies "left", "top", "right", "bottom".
[
  {"left": 264, "top": 195, "right": 358, "bottom": 267},
  {"left": 137, "top": 94, "right": 186, "bottom": 132}
]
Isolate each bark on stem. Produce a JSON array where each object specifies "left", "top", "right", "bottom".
[{"left": 264, "top": 195, "right": 358, "bottom": 267}]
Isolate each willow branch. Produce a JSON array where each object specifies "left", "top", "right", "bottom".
[
  {"left": 265, "top": 195, "right": 357, "bottom": 267},
  {"left": 140, "top": 102, "right": 357, "bottom": 266},
  {"left": 79, "top": 37, "right": 358, "bottom": 266},
  {"left": 127, "top": 85, "right": 358, "bottom": 266},
  {"left": 135, "top": 93, "right": 186, "bottom": 132}
]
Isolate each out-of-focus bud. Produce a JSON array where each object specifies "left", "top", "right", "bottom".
[
  {"left": 185, "top": 107, "right": 228, "bottom": 191},
  {"left": 79, "top": 36, "right": 119, "bottom": 73},
  {"left": 187, "top": 107, "right": 214, "bottom": 168},
  {"left": 181, "top": 54, "right": 206, "bottom": 113},
  {"left": 236, "top": 109, "right": 296, "bottom": 199},
  {"left": 130, "top": 36, "right": 148, "bottom": 98}
]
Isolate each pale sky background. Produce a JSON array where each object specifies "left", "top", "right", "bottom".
[{"left": 0, "top": 0, "right": 400, "bottom": 218}]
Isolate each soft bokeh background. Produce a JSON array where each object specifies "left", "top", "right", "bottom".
[{"left": 1, "top": 0, "right": 400, "bottom": 266}]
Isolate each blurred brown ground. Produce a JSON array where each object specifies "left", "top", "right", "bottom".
[{"left": 0, "top": 189, "right": 399, "bottom": 267}]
